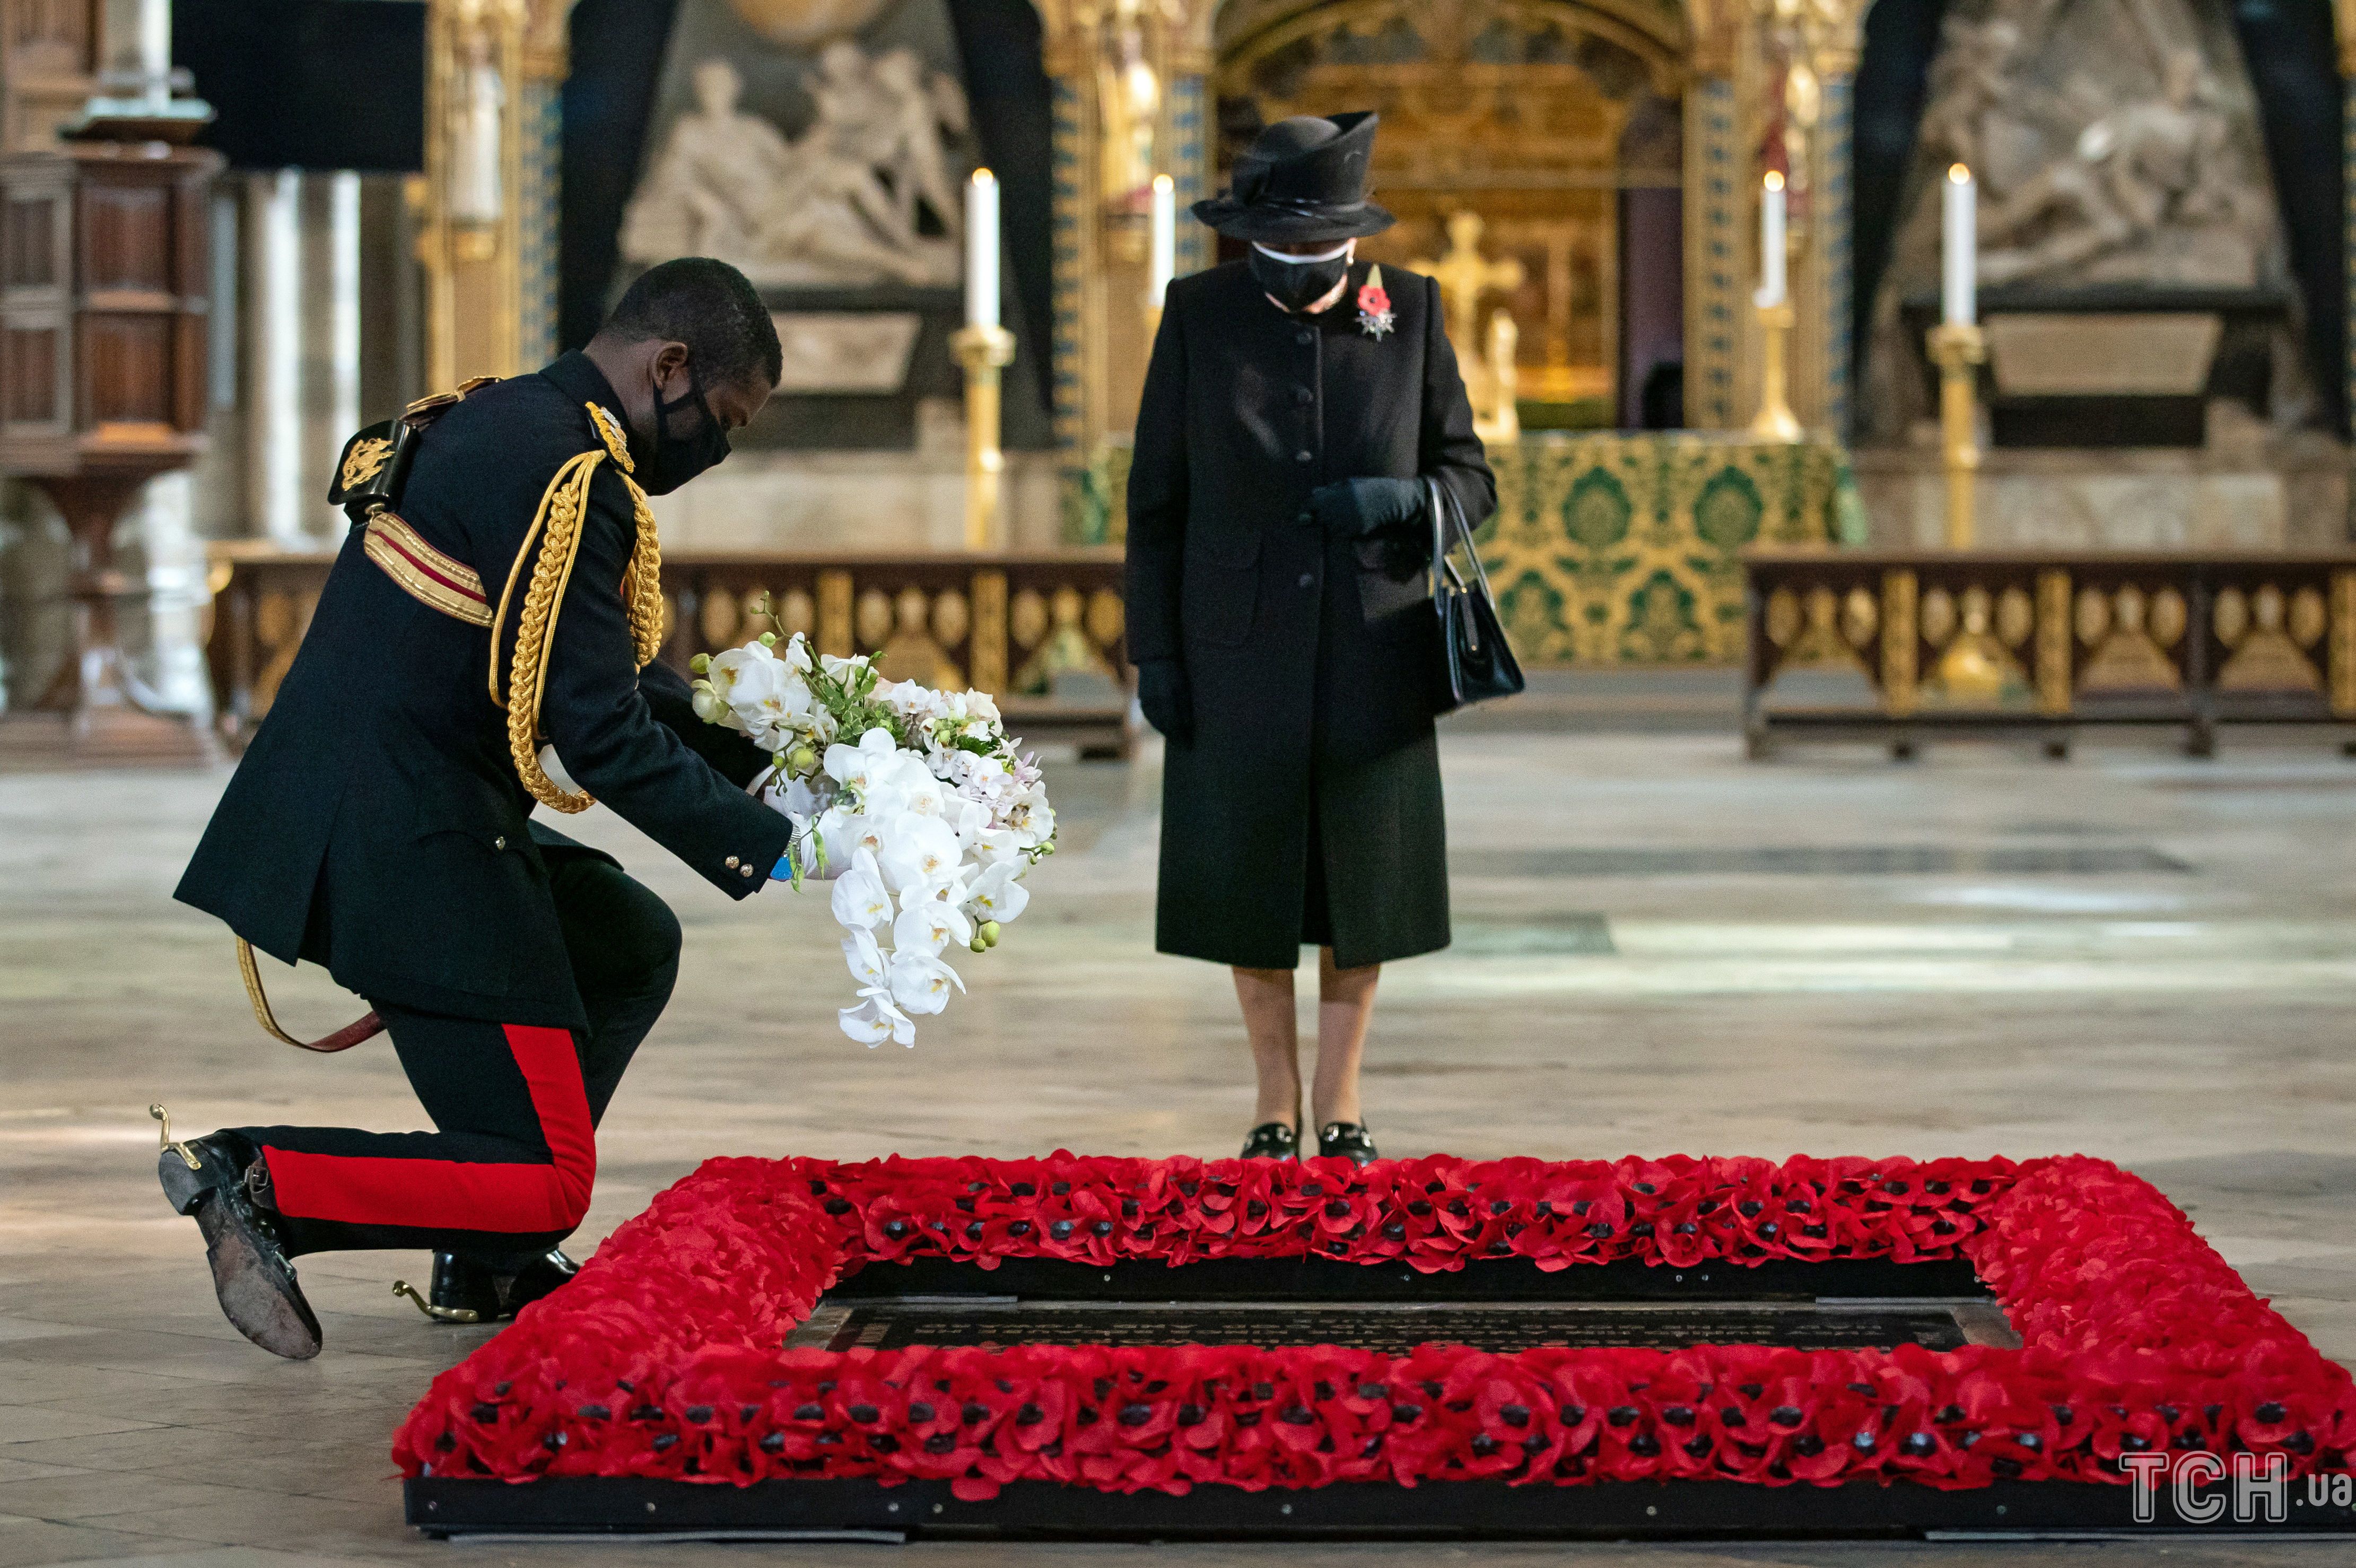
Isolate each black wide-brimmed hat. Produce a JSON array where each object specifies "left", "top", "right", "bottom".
[{"left": 1192, "top": 112, "right": 1394, "bottom": 243}]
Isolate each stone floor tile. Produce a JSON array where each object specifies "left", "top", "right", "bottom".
[
  {"left": 0, "top": 1474, "right": 247, "bottom": 1522},
  {"left": 0, "top": 1513, "right": 193, "bottom": 1568},
  {"left": 0, "top": 1415, "right": 157, "bottom": 1450}
]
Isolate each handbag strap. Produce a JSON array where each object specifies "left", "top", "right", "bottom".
[{"left": 1426, "top": 476, "right": 1495, "bottom": 600}]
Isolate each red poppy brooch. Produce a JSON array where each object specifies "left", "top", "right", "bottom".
[{"left": 1356, "top": 265, "right": 1395, "bottom": 340}]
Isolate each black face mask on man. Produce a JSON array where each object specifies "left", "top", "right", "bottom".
[
  {"left": 635, "top": 365, "right": 731, "bottom": 495},
  {"left": 1249, "top": 240, "right": 1354, "bottom": 314}
]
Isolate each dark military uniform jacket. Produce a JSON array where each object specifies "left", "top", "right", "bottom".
[
  {"left": 1125, "top": 259, "right": 1494, "bottom": 970},
  {"left": 177, "top": 352, "right": 793, "bottom": 1031}
]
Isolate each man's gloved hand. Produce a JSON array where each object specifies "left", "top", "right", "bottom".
[
  {"left": 1133, "top": 658, "right": 1193, "bottom": 746},
  {"left": 1306, "top": 476, "right": 1425, "bottom": 540}
]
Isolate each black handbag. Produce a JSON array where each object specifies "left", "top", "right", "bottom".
[{"left": 1426, "top": 476, "right": 1525, "bottom": 713}]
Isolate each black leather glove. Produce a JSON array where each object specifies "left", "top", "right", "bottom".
[
  {"left": 1133, "top": 658, "right": 1192, "bottom": 746},
  {"left": 1306, "top": 476, "right": 1425, "bottom": 540}
]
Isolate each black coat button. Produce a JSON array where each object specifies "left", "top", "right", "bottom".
[
  {"left": 1294, "top": 386, "right": 1313, "bottom": 405},
  {"left": 1295, "top": 450, "right": 1313, "bottom": 463},
  {"left": 1298, "top": 573, "right": 1315, "bottom": 589},
  {"left": 1295, "top": 511, "right": 1312, "bottom": 526},
  {"left": 1295, "top": 330, "right": 1313, "bottom": 345}
]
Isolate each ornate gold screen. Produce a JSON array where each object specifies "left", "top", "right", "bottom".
[{"left": 1213, "top": 0, "right": 1684, "bottom": 412}]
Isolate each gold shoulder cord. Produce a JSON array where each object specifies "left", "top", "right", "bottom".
[{"left": 487, "top": 403, "right": 666, "bottom": 813}]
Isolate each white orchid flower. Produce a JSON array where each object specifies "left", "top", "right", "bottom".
[
  {"left": 886, "top": 948, "right": 964, "bottom": 1015},
  {"left": 829, "top": 849, "right": 893, "bottom": 929},
  {"left": 842, "top": 926, "right": 888, "bottom": 986},
  {"left": 818, "top": 804, "right": 888, "bottom": 871},
  {"left": 892, "top": 895, "right": 972, "bottom": 957},
  {"left": 943, "top": 794, "right": 991, "bottom": 848},
  {"left": 839, "top": 988, "right": 916, "bottom": 1047},
  {"left": 878, "top": 814, "right": 963, "bottom": 894},
  {"left": 964, "top": 860, "right": 1031, "bottom": 925}
]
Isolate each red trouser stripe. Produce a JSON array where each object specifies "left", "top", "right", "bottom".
[{"left": 263, "top": 1024, "right": 596, "bottom": 1235}]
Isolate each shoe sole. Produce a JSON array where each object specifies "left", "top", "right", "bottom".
[
  {"left": 186, "top": 1186, "right": 322, "bottom": 1361},
  {"left": 156, "top": 1145, "right": 320, "bottom": 1358}
]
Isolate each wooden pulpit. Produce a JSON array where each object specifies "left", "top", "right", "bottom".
[{"left": 0, "top": 138, "right": 222, "bottom": 762}]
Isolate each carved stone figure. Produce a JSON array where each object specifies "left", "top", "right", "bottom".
[
  {"left": 1977, "top": 47, "right": 2256, "bottom": 287},
  {"left": 1916, "top": 17, "right": 2021, "bottom": 176},
  {"left": 871, "top": 47, "right": 968, "bottom": 242},
  {"left": 1860, "top": 0, "right": 2289, "bottom": 442},
  {"left": 620, "top": 46, "right": 963, "bottom": 288}
]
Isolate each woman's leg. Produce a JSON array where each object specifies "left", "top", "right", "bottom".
[
  {"left": 1231, "top": 964, "right": 1302, "bottom": 1127},
  {"left": 1312, "top": 948, "right": 1380, "bottom": 1128}
]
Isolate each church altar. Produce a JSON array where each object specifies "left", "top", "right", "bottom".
[{"left": 1483, "top": 433, "right": 1865, "bottom": 667}]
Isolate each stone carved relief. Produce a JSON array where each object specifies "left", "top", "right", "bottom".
[
  {"left": 622, "top": 45, "right": 966, "bottom": 286},
  {"left": 1861, "top": 0, "right": 2289, "bottom": 442}
]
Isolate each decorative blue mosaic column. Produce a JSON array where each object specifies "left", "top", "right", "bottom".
[
  {"left": 1815, "top": 69, "right": 1855, "bottom": 441},
  {"left": 517, "top": 74, "right": 562, "bottom": 368},
  {"left": 1686, "top": 76, "right": 1742, "bottom": 430},
  {"left": 1050, "top": 73, "right": 1088, "bottom": 455},
  {"left": 1169, "top": 70, "right": 1210, "bottom": 277}
]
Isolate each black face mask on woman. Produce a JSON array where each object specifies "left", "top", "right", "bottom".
[
  {"left": 635, "top": 367, "right": 730, "bottom": 495},
  {"left": 1249, "top": 241, "right": 1352, "bottom": 314}
]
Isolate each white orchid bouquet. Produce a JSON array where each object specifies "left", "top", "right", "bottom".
[{"left": 688, "top": 629, "right": 1053, "bottom": 1047}]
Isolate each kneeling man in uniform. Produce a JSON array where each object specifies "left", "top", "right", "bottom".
[{"left": 163, "top": 258, "right": 795, "bottom": 1357}]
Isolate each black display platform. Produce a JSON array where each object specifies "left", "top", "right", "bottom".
[
  {"left": 406, "top": 1475, "right": 2356, "bottom": 1541},
  {"left": 404, "top": 1251, "right": 2355, "bottom": 1540}
]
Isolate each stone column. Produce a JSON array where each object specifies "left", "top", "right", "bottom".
[{"left": 248, "top": 170, "right": 307, "bottom": 544}]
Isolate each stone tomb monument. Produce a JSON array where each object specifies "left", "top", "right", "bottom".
[
  {"left": 617, "top": 0, "right": 1057, "bottom": 552},
  {"left": 1854, "top": 0, "right": 2346, "bottom": 550}
]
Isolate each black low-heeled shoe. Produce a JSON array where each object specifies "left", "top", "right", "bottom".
[
  {"left": 1317, "top": 1122, "right": 1378, "bottom": 1166},
  {"left": 1240, "top": 1121, "right": 1299, "bottom": 1160},
  {"left": 398, "top": 1248, "right": 582, "bottom": 1324}
]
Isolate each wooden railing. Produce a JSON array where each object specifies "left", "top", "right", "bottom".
[
  {"left": 1743, "top": 546, "right": 2356, "bottom": 759},
  {"left": 205, "top": 542, "right": 1134, "bottom": 756}
]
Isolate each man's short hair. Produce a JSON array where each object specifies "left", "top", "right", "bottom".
[{"left": 603, "top": 257, "right": 782, "bottom": 392}]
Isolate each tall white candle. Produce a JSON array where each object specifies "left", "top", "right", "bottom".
[
  {"left": 1756, "top": 171, "right": 1787, "bottom": 309},
  {"left": 1943, "top": 163, "right": 1977, "bottom": 326},
  {"left": 966, "top": 168, "right": 999, "bottom": 331},
  {"left": 1148, "top": 173, "right": 1175, "bottom": 309}
]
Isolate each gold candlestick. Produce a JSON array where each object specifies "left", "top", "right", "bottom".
[
  {"left": 1749, "top": 301, "right": 1802, "bottom": 442},
  {"left": 950, "top": 323, "right": 1017, "bottom": 551},
  {"left": 1925, "top": 321, "right": 1987, "bottom": 550}
]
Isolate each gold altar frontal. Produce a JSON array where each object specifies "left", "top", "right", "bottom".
[{"left": 1482, "top": 433, "right": 1863, "bottom": 666}]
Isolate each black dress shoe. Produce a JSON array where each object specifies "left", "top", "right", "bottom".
[
  {"left": 416, "top": 1248, "right": 582, "bottom": 1323},
  {"left": 156, "top": 1132, "right": 322, "bottom": 1360},
  {"left": 1239, "top": 1122, "right": 1299, "bottom": 1160},
  {"left": 1317, "top": 1122, "right": 1379, "bottom": 1165}
]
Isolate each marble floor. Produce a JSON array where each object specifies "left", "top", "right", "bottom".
[{"left": 4, "top": 727, "right": 2356, "bottom": 1566}]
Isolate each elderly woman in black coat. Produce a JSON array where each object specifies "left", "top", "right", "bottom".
[{"left": 1124, "top": 112, "right": 1494, "bottom": 1165}]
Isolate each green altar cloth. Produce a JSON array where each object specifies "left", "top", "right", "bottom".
[
  {"left": 1069, "top": 431, "right": 1863, "bottom": 666},
  {"left": 1481, "top": 433, "right": 1864, "bottom": 665}
]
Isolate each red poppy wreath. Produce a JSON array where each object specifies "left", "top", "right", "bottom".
[{"left": 395, "top": 1153, "right": 2355, "bottom": 1499}]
